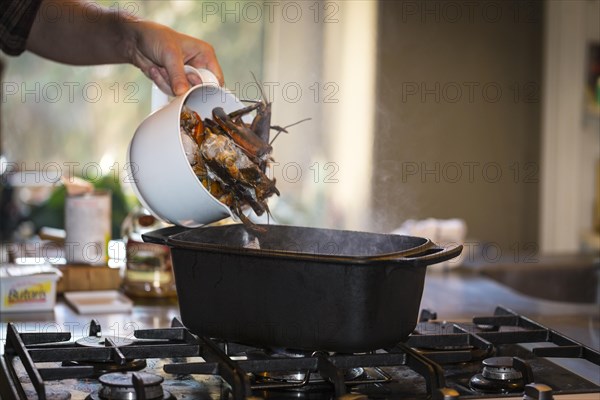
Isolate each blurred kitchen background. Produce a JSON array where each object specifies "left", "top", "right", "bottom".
[{"left": 1, "top": 0, "right": 599, "bottom": 257}]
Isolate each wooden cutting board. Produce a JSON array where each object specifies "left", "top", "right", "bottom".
[{"left": 55, "top": 264, "right": 121, "bottom": 293}]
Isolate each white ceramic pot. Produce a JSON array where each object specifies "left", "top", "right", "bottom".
[{"left": 128, "top": 67, "right": 249, "bottom": 227}]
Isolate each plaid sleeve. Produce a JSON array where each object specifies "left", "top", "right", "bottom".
[{"left": 0, "top": 0, "right": 44, "bottom": 56}]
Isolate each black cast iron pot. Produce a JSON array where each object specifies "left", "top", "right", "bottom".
[{"left": 143, "top": 224, "right": 463, "bottom": 353}]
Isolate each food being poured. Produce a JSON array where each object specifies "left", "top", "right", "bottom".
[{"left": 179, "top": 89, "right": 282, "bottom": 226}]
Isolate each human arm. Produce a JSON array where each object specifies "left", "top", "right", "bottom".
[{"left": 25, "top": 0, "right": 223, "bottom": 95}]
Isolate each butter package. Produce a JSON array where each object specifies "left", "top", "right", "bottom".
[{"left": 0, "top": 264, "right": 61, "bottom": 312}]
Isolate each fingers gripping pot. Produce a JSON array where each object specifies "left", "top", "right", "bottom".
[
  {"left": 128, "top": 67, "right": 250, "bottom": 227},
  {"left": 143, "top": 225, "right": 464, "bottom": 353}
]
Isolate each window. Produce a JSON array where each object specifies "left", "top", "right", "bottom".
[
  {"left": 1, "top": 1, "right": 377, "bottom": 231},
  {"left": 1, "top": 1, "right": 264, "bottom": 181}
]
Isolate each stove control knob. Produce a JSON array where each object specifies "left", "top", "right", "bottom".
[{"left": 523, "top": 383, "right": 553, "bottom": 400}]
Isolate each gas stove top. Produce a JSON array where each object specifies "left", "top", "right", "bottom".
[{"left": 1, "top": 306, "right": 599, "bottom": 400}]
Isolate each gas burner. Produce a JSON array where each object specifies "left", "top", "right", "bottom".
[
  {"left": 62, "top": 359, "right": 147, "bottom": 376},
  {"left": 75, "top": 319, "right": 135, "bottom": 348},
  {"left": 241, "top": 348, "right": 377, "bottom": 390},
  {"left": 254, "top": 367, "right": 365, "bottom": 386},
  {"left": 469, "top": 356, "right": 525, "bottom": 393},
  {"left": 267, "top": 348, "right": 314, "bottom": 358},
  {"left": 76, "top": 336, "right": 135, "bottom": 347},
  {"left": 71, "top": 334, "right": 146, "bottom": 376},
  {"left": 86, "top": 372, "right": 175, "bottom": 400},
  {"left": 255, "top": 349, "right": 366, "bottom": 384}
]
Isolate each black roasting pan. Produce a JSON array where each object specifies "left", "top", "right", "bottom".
[{"left": 143, "top": 224, "right": 463, "bottom": 353}]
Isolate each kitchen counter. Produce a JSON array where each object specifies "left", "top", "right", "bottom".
[
  {"left": 421, "top": 269, "right": 600, "bottom": 350},
  {"left": 0, "top": 297, "right": 181, "bottom": 353},
  {"left": 1, "top": 269, "right": 598, "bottom": 351}
]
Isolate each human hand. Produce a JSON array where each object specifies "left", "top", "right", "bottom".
[{"left": 125, "top": 20, "right": 224, "bottom": 96}]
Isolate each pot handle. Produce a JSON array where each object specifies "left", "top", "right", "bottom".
[
  {"left": 150, "top": 66, "right": 221, "bottom": 112},
  {"left": 142, "top": 226, "right": 190, "bottom": 245},
  {"left": 374, "top": 242, "right": 463, "bottom": 267}
]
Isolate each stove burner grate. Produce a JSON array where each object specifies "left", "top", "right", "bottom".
[
  {"left": 1, "top": 306, "right": 600, "bottom": 400},
  {"left": 164, "top": 339, "right": 451, "bottom": 398},
  {"left": 1, "top": 318, "right": 199, "bottom": 400}
]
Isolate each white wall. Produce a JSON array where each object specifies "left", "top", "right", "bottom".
[{"left": 540, "top": 0, "right": 600, "bottom": 253}]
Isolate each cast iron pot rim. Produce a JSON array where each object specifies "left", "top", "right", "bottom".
[{"left": 163, "top": 224, "right": 442, "bottom": 266}]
